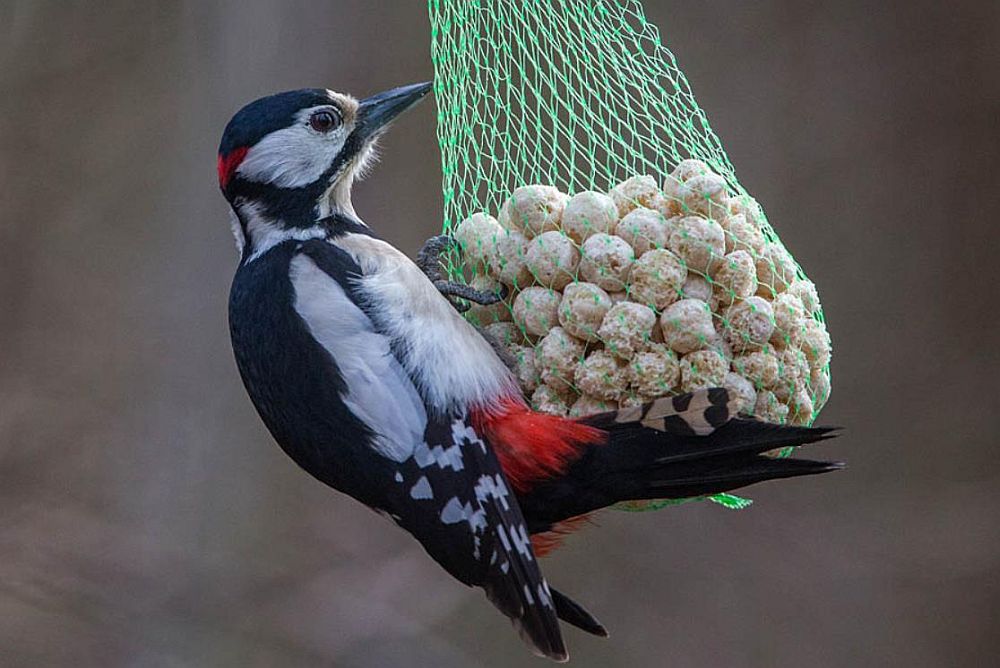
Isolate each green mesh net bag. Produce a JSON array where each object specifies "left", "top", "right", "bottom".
[{"left": 427, "top": 0, "right": 831, "bottom": 509}]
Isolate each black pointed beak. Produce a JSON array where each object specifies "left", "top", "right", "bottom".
[{"left": 355, "top": 81, "right": 433, "bottom": 142}]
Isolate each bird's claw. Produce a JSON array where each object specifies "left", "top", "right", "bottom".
[
  {"left": 418, "top": 234, "right": 507, "bottom": 312},
  {"left": 416, "top": 234, "right": 459, "bottom": 283},
  {"left": 434, "top": 280, "right": 507, "bottom": 311}
]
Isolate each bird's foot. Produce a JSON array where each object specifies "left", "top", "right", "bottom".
[
  {"left": 433, "top": 281, "right": 508, "bottom": 312},
  {"left": 415, "top": 234, "right": 456, "bottom": 283},
  {"left": 417, "top": 234, "right": 508, "bottom": 312}
]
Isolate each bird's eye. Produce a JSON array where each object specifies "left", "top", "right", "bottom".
[{"left": 309, "top": 110, "right": 340, "bottom": 133}]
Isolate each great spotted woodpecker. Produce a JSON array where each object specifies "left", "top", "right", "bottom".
[{"left": 219, "top": 83, "right": 841, "bottom": 661}]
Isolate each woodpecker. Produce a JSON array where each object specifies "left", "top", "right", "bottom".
[{"left": 219, "top": 82, "right": 842, "bottom": 662}]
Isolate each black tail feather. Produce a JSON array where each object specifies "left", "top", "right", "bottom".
[
  {"left": 518, "top": 394, "right": 843, "bottom": 532},
  {"left": 653, "top": 422, "right": 840, "bottom": 464},
  {"left": 643, "top": 457, "right": 844, "bottom": 500},
  {"left": 550, "top": 588, "right": 609, "bottom": 638},
  {"left": 602, "top": 416, "right": 840, "bottom": 464}
]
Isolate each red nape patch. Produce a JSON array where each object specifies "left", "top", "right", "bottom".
[
  {"left": 531, "top": 515, "right": 593, "bottom": 557},
  {"left": 472, "top": 397, "right": 606, "bottom": 493},
  {"left": 217, "top": 146, "right": 248, "bottom": 189}
]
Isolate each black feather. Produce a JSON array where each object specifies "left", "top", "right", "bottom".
[
  {"left": 231, "top": 240, "right": 567, "bottom": 660},
  {"left": 461, "top": 427, "right": 568, "bottom": 662},
  {"left": 517, "top": 391, "right": 843, "bottom": 532},
  {"left": 550, "top": 588, "right": 609, "bottom": 638}
]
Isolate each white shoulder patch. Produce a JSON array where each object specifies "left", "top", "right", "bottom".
[
  {"left": 289, "top": 254, "right": 427, "bottom": 462},
  {"left": 330, "top": 233, "right": 519, "bottom": 413}
]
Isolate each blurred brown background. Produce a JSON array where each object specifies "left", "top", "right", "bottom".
[{"left": 1, "top": 1, "right": 998, "bottom": 666}]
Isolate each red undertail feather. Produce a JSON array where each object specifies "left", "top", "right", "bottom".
[
  {"left": 530, "top": 515, "right": 593, "bottom": 557},
  {"left": 472, "top": 397, "right": 607, "bottom": 494}
]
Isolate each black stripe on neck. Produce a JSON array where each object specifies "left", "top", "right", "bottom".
[{"left": 318, "top": 212, "right": 379, "bottom": 239}]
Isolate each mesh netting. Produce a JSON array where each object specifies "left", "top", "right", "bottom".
[
  {"left": 430, "top": 0, "right": 738, "bottom": 218},
  {"left": 427, "top": 0, "right": 831, "bottom": 508}
]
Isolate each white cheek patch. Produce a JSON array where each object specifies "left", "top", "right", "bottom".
[{"left": 237, "top": 107, "right": 349, "bottom": 188}]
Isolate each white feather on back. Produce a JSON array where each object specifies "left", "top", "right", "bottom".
[
  {"left": 290, "top": 254, "right": 427, "bottom": 462},
  {"left": 331, "top": 233, "right": 518, "bottom": 414}
]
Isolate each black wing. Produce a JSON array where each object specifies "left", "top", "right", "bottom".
[{"left": 388, "top": 413, "right": 566, "bottom": 661}]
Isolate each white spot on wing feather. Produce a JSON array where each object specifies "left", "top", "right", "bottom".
[
  {"left": 509, "top": 522, "right": 533, "bottom": 560},
  {"left": 439, "top": 497, "right": 466, "bottom": 524},
  {"left": 496, "top": 524, "right": 512, "bottom": 552},
  {"left": 409, "top": 476, "right": 433, "bottom": 500},
  {"left": 475, "top": 474, "right": 511, "bottom": 511},
  {"left": 412, "top": 440, "right": 465, "bottom": 471},
  {"left": 537, "top": 583, "right": 553, "bottom": 608}
]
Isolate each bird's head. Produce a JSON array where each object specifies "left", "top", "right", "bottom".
[{"left": 218, "top": 82, "right": 432, "bottom": 253}]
